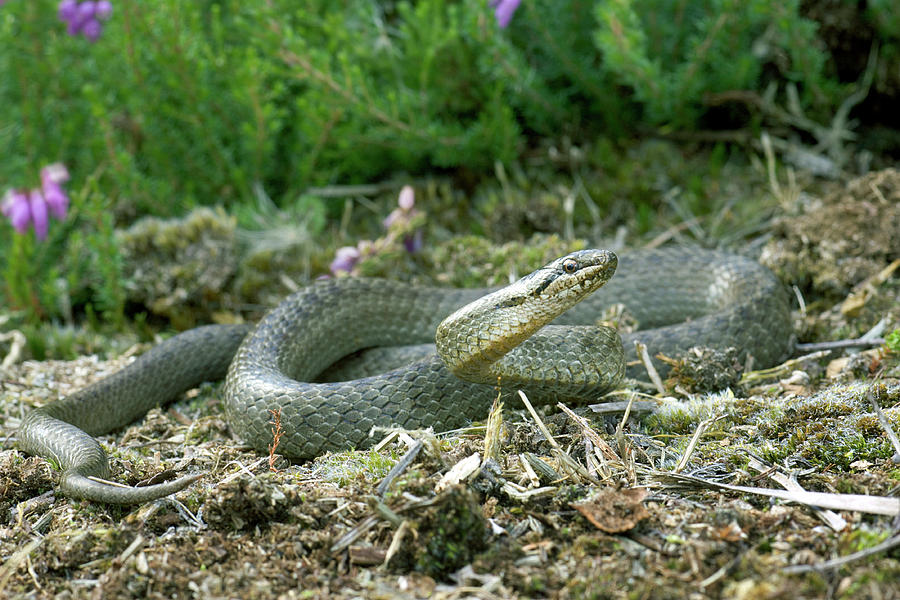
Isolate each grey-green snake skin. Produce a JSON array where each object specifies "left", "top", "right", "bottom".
[{"left": 17, "top": 247, "right": 793, "bottom": 503}]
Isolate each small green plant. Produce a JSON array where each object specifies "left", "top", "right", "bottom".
[{"left": 885, "top": 328, "right": 900, "bottom": 354}]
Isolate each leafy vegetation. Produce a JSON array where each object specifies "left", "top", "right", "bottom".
[{"left": 1, "top": 0, "right": 898, "bottom": 325}]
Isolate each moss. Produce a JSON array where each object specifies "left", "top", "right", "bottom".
[
  {"left": 117, "top": 207, "right": 239, "bottom": 328},
  {"left": 391, "top": 485, "right": 489, "bottom": 579},
  {"left": 422, "top": 234, "right": 587, "bottom": 288},
  {"left": 309, "top": 449, "right": 399, "bottom": 487}
]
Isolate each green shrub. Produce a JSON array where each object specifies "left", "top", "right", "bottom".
[{"left": 0, "top": 0, "right": 886, "bottom": 327}]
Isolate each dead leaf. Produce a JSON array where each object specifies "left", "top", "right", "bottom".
[{"left": 571, "top": 487, "right": 650, "bottom": 533}]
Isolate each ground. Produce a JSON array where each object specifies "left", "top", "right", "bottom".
[{"left": 1, "top": 161, "right": 899, "bottom": 599}]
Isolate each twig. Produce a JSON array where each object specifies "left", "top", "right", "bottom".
[
  {"left": 657, "top": 471, "right": 900, "bottom": 516},
  {"left": 517, "top": 390, "right": 559, "bottom": 451},
  {"left": 741, "top": 350, "right": 831, "bottom": 384},
  {"left": 483, "top": 392, "right": 504, "bottom": 463},
  {"left": 518, "top": 391, "right": 599, "bottom": 485},
  {"left": 783, "top": 532, "right": 900, "bottom": 574},
  {"left": 744, "top": 454, "right": 846, "bottom": 531},
  {"left": 588, "top": 400, "right": 658, "bottom": 414},
  {"left": 635, "top": 341, "right": 665, "bottom": 394},
  {"left": 375, "top": 440, "right": 423, "bottom": 498},
  {"left": 381, "top": 520, "right": 411, "bottom": 569},
  {"left": 869, "top": 387, "right": 900, "bottom": 463},
  {"left": 795, "top": 338, "right": 886, "bottom": 352},
  {"left": 0, "top": 329, "right": 26, "bottom": 372},
  {"left": 673, "top": 416, "right": 722, "bottom": 474},
  {"left": 0, "top": 537, "right": 43, "bottom": 594},
  {"left": 436, "top": 453, "right": 481, "bottom": 493}
]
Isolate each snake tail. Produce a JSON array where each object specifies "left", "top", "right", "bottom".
[{"left": 18, "top": 325, "right": 250, "bottom": 503}]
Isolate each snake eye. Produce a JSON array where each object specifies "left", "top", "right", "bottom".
[{"left": 562, "top": 258, "right": 578, "bottom": 274}]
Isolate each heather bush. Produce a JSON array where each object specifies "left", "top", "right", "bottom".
[{"left": 1, "top": 0, "right": 895, "bottom": 327}]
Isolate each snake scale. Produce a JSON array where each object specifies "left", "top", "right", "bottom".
[{"left": 17, "top": 247, "right": 793, "bottom": 504}]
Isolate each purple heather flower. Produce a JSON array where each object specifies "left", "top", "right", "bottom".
[
  {"left": 58, "top": 0, "right": 78, "bottom": 21},
  {"left": 404, "top": 229, "right": 423, "bottom": 254},
  {"left": 77, "top": 0, "right": 96, "bottom": 20},
  {"left": 330, "top": 246, "right": 361, "bottom": 275},
  {"left": 29, "top": 190, "right": 49, "bottom": 241},
  {"left": 382, "top": 186, "right": 423, "bottom": 254},
  {"left": 383, "top": 185, "right": 416, "bottom": 229},
  {"left": 398, "top": 185, "right": 414, "bottom": 211},
  {"left": 41, "top": 163, "right": 71, "bottom": 220},
  {"left": 59, "top": 0, "right": 112, "bottom": 41},
  {"left": 490, "top": 0, "right": 521, "bottom": 28},
  {"left": 95, "top": 0, "right": 112, "bottom": 18},
  {"left": 41, "top": 162, "right": 70, "bottom": 186},
  {"left": 82, "top": 17, "right": 102, "bottom": 41},
  {"left": 2, "top": 163, "right": 71, "bottom": 240},
  {"left": 1, "top": 190, "right": 31, "bottom": 234}
]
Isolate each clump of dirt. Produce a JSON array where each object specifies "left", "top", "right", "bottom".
[
  {"left": 390, "top": 485, "right": 490, "bottom": 578},
  {"left": 664, "top": 346, "right": 744, "bottom": 393},
  {"left": 203, "top": 474, "right": 301, "bottom": 531},
  {"left": 0, "top": 452, "right": 55, "bottom": 514},
  {"left": 760, "top": 169, "right": 900, "bottom": 299}
]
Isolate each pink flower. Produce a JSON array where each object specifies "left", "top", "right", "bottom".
[
  {"left": 2, "top": 163, "right": 72, "bottom": 240},
  {"left": 489, "top": 0, "right": 521, "bottom": 28},
  {"left": 383, "top": 185, "right": 416, "bottom": 229},
  {"left": 59, "top": 0, "right": 113, "bottom": 41},
  {"left": 398, "top": 185, "right": 414, "bottom": 211},
  {"left": 1, "top": 190, "right": 31, "bottom": 234},
  {"left": 29, "top": 190, "right": 49, "bottom": 241},
  {"left": 330, "top": 246, "right": 361, "bottom": 275},
  {"left": 58, "top": 0, "right": 78, "bottom": 20},
  {"left": 41, "top": 163, "right": 71, "bottom": 219},
  {"left": 95, "top": 0, "right": 112, "bottom": 18}
]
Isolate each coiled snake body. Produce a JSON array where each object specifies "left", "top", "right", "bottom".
[{"left": 17, "top": 247, "right": 793, "bottom": 503}]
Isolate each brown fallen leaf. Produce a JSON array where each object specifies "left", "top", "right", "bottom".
[{"left": 571, "top": 487, "right": 650, "bottom": 533}]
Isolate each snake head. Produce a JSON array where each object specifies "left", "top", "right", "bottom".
[
  {"left": 436, "top": 249, "right": 618, "bottom": 377},
  {"left": 532, "top": 249, "right": 618, "bottom": 304}
]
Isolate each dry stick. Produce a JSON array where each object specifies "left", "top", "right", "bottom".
[
  {"left": 268, "top": 408, "right": 284, "bottom": 472},
  {"left": 841, "top": 258, "right": 900, "bottom": 316},
  {"left": 673, "top": 416, "right": 723, "bottom": 474},
  {"left": 783, "top": 533, "right": 900, "bottom": 575},
  {"left": 589, "top": 399, "right": 658, "bottom": 414},
  {"left": 869, "top": 388, "right": 900, "bottom": 463},
  {"left": 744, "top": 454, "right": 846, "bottom": 531},
  {"left": 795, "top": 338, "right": 886, "bottom": 352},
  {"left": 635, "top": 341, "right": 665, "bottom": 394},
  {"left": 557, "top": 402, "right": 617, "bottom": 480},
  {"left": 615, "top": 392, "right": 638, "bottom": 485},
  {"left": 658, "top": 471, "right": 900, "bottom": 516},
  {"left": 330, "top": 514, "right": 380, "bottom": 554},
  {"left": 483, "top": 392, "right": 504, "bottom": 463},
  {"left": 381, "top": 520, "right": 411, "bottom": 569},
  {"left": 0, "top": 537, "right": 43, "bottom": 594},
  {"left": 0, "top": 328, "right": 25, "bottom": 372},
  {"left": 375, "top": 440, "right": 423, "bottom": 498},
  {"left": 517, "top": 391, "right": 599, "bottom": 485}
]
